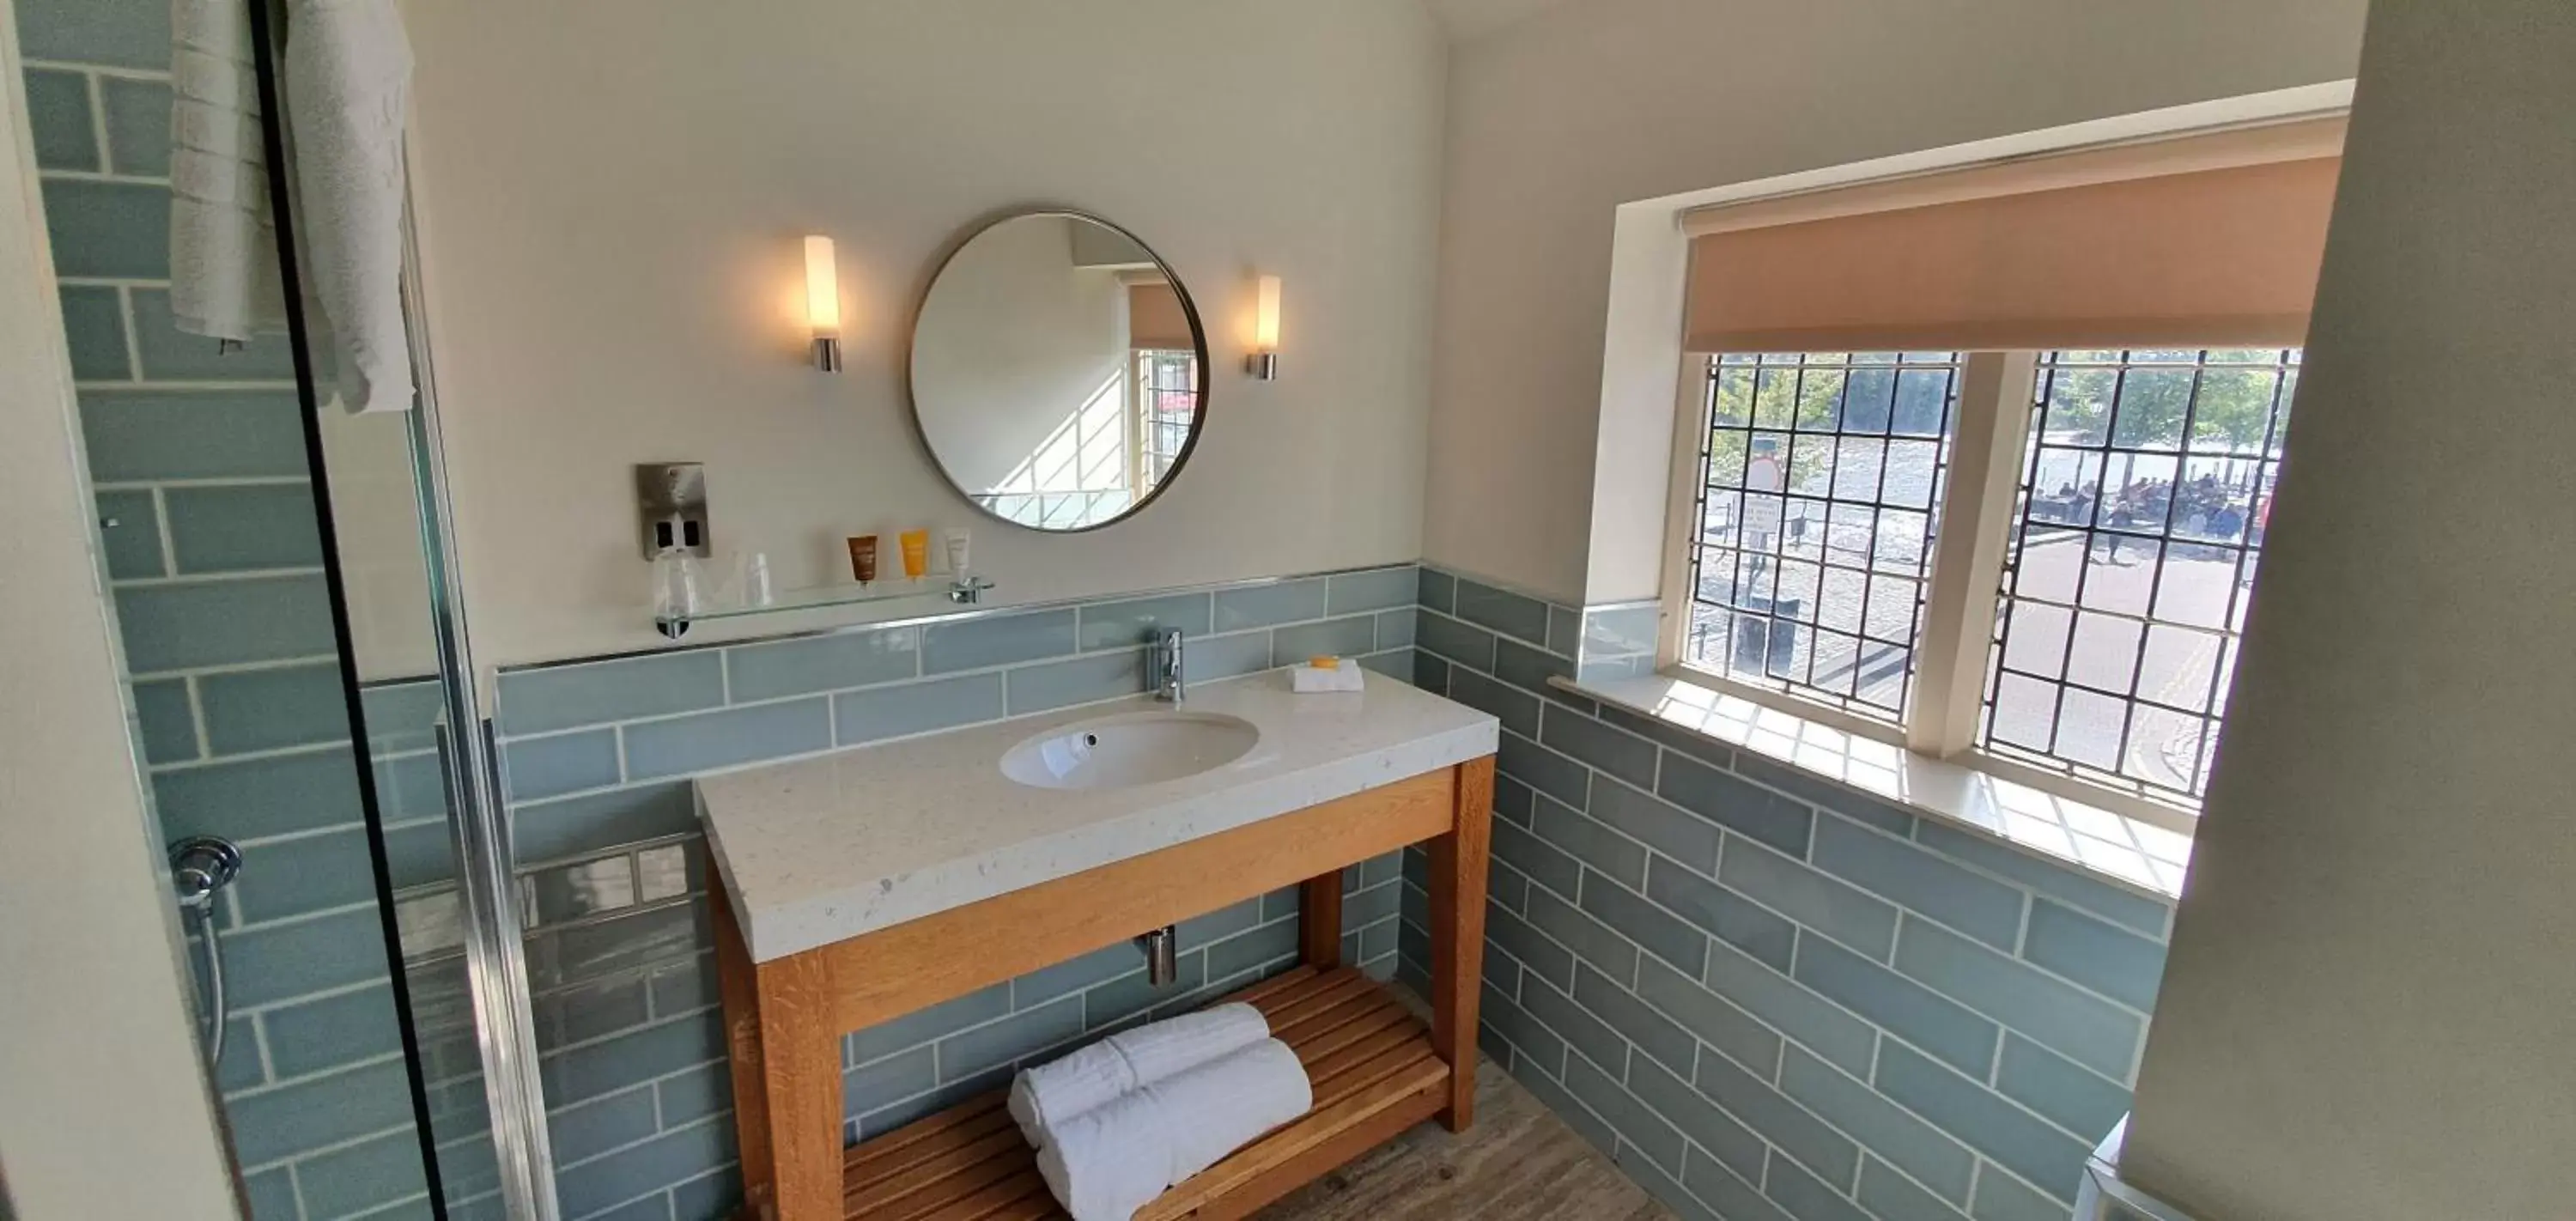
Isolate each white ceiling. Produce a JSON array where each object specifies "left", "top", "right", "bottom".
[{"left": 1419, "top": 0, "right": 1583, "bottom": 44}]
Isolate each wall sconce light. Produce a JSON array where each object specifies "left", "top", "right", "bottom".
[
  {"left": 805, "top": 234, "right": 842, "bottom": 372},
  {"left": 1246, "top": 274, "right": 1281, "bottom": 380}
]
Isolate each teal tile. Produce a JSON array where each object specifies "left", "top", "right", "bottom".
[
  {"left": 383, "top": 817, "right": 456, "bottom": 889},
  {"left": 649, "top": 953, "right": 718, "bottom": 1016},
  {"left": 1492, "top": 775, "right": 1534, "bottom": 826},
  {"left": 361, "top": 678, "right": 449, "bottom": 755},
  {"left": 1698, "top": 1042, "right": 1861, "bottom": 1188},
  {"left": 1074, "top": 592, "right": 1210, "bottom": 651},
  {"left": 1559, "top": 1048, "right": 1686, "bottom": 1175},
  {"left": 242, "top": 1168, "right": 298, "bottom": 1221},
  {"left": 1010, "top": 948, "right": 1129, "bottom": 1013},
  {"left": 1619, "top": 1155, "right": 1728, "bottom": 1221},
  {"left": 1549, "top": 604, "right": 1583, "bottom": 655},
  {"left": 1644, "top": 858, "right": 1790, "bottom": 972},
  {"left": 1702, "top": 932, "right": 1875, "bottom": 1075},
  {"left": 1376, "top": 607, "right": 1418, "bottom": 647},
  {"left": 1415, "top": 610, "right": 1495, "bottom": 671},
  {"left": 1857, "top": 1154, "right": 1971, "bottom": 1221},
  {"left": 1532, "top": 797, "right": 1647, "bottom": 890},
  {"left": 1572, "top": 962, "right": 1695, "bottom": 1075},
  {"left": 510, "top": 781, "right": 697, "bottom": 863},
  {"left": 229, "top": 823, "right": 378, "bottom": 923},
  {"left": 163, "top": 484, "right": 321, "bottom": 573},
  {"left": 1448, "top": 667, "right": 1538, "bottom": 738},
  {"left": 504, "top": 730, "right": 620, "bottom": 801},
  {"left": 1204, "top": 916, "right": 1296, "bottom": 980},
  {"left": 1177, "top": 896, "right": 1261, "bottom": 945},
  {"left": 153, "top": 744, "right": 359, "bottom": 841},
  {"left": 1418, "top": 567, "right": 1455, "bottom": 614},
  {"left": 197, "top": 662, "right": 349, "bottom": 754},
  {"left": 1969, "top": 1163, "right": 2069, "bottom": 1221},
  {"left": 1812, "top": 817, "right": 2025, "bottom": 951},
  {"left": 1914, "top": 821, "right": 2171, "bottom": 937},
  {"left": 262, "top": 984, "right": 404, "bottom": 1079},
  {"left": 97, "top": 76, "right": 170, "bottom": 176},
  {"left": 39, "top": 179, "right": 167, "bottom": 278},
  {"left": 227, "top": 1057, "right": 416, "bottom": 1165},
  {"left": 1584, "top": 604, "right": 1661, "bottom": 658},
  {"left": 129, "top": 288, "right": 296, "bottom": 380},
  {"left": 499, "top": 652, "right": 725, "bottom": 737},
  {"left": 94, "top": 489, "right": 161, "bottom": 578},
  {"left": 623, "top": 697, "right": 829, "bottom": 781},
  {"left": 725, "top": 625, "right": 917, "bottom": 702},
  {"left": 547, "top": 1086, "right": 659, "bottom": 1168},
  {"left": 834, "top": 672, "right": 1003, "bottom": 745},
  {"left": 1082, "top": 953, "right": 1204, "bottom": 1030},
  {"left": 920, "top": 608, "right": 1075, "bottom": 674},
  {"left": 1413, "top": 651, "right": 1449, "bottom": 695},
  {"left": 1358, "top": 648, "right": 1415, "bottom": 684},
  {"left": 1633, "top": 955, "right": 1783, "bottom": 1080},
  {"left": 541, "top": 1011, "right": 723, "bottom": 1105},
  {"left": 15, "top": 0, "right": 170, "bottom": 68},
  {"left": 2021, "top": 899, "right": 2166, "bottom": 1011},
  {"left": 531, "top": 974, "right": 648, "bottom": 1048},
  {"left": 1498, "top": 731, "right": 1588, "bottom": 808},
  {"left": 57, "top": 285, "right": 128, "bottom": 380},
  {"left": 938, "top": 995, "right": 1082, "bottom": 1083},
  {"left": 289, "top": 1126, "right": 429, "bottom": 1218},
  {"left": 1628, "top": 1052, "right": 1768, "bottom": 1180},
  {"left": 1995, "top": 1034, "right": 2131, "bottom": 1142},
  {"left": 1523, "top": 886, "right": 1637, "bottom": 986},
  {"left": 117, "top": 574, "right": 333, "bottom": 673},
  {"left": 553, "top": 1119, "right": 732, "bottom": 1221},
  {"left": 1271, "top": 614, "right": 1375, "bottom": 666},
  {"left": 131, "top": 676, "right": 196, "bottom": 762},
  {"left": 1212, "top": 577, "right": 1326, "bottom": 631},
  {"left": 1781, "top": 1045, "right": 1977, "bottom": 1203},
  {"left": 1454, "top": 578, "right": 1550, "bottom": 646},
  {"left": 374, "top": 750, "right": 451, "bottom": 822},
  {"left": 1794, "top": 936, "right": 1998, "bottom": 1078},
  {"left": 1875, "top": 1042, "right": 2087, "bottom": 1204},
  {"left": 670, "top": 1167, "right": 743, "bottom": 1221},
  {"left": 1188, "top": 629, "right": 1273, "bottom": 683},
  {"left": 1485, "top": 899, "right": 1575, "bottom": 992},
  {"left": 79, "top": 389, "right": 306, "bottom": 482},
  {"left": 1496, "top": 635, "right": 1575, "bottom": 691},
  {"left": 1765, "top": 1152, "right": 1871, "bottom": 1221},
  {"left": 1721, "top": 836, "right": 1899, "bottom": 961},
  {"left": 841, "top": 1043, "right": 938, "bottom": 1118},
  {"left": 655, "top": 1060, "right": 732, "bottom": 1126},
  {"left": 1480, "top": 981, "right": 1565, "bottom": 1071},
  {"left": 1583, "top": 868, "right": 1710, "bottom": 976},
  {"left": 1592, "top": 776, "right": 1721, "bottom": 876},
  {"left": 1540, "top": 703, "right": 1656, "bottom": 789},
  {"left": 1684, "top": 1146, "right": 1795, "bottom": 1221},
  {"left": 25, "top": 70, "right": 97, "bottom": 170},
  {"left": 1325, "top": 566, "right": 1418, "bottom": 615},
  {"left": 1658, "top": 755, "right": 1813, "bottom": 858},
  {"left": 1006, "top": 649, "right": 1144, "bottom": 714},
  {"left": 1517, "top": 969, "right": 1623, "bottom": 1078},
  {"left": 1734, "top": 751, "right": 1917, "bottom": 836},
  {"left": 1891, "top": 919, "right": 2142, "bottom": 1078}
]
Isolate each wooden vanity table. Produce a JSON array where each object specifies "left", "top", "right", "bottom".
[{"left": 698, "top": 676, "right": 1499, "bottom": 1221}]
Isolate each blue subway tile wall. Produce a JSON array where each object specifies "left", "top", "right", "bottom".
[
  {"left": 16, "top": 1, "right": 448, "bottom": 1214},
  {"left": 477, "top": 565, "right": 1421, "bottom": 1219},
  {"left": 1394, "top": 566, "right": 2172, "bottom": 1221}
]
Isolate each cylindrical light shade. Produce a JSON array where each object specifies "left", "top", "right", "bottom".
[
  {"left": 1253, "top": 275, "right": 1282, "bottom": 351},
  {"left": 804, "top": 235, "right": 841, "bottom": 337}
]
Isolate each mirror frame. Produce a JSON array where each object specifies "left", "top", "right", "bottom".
[{"left": 903, "top": 207, "right": 1212, "bottom": 534}]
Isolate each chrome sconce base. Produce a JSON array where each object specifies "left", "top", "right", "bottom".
[
  {"left": 811, "top": 335, "right": 843, "bottom": 373},
  {"left": 1244, "top": 351, "right": 1278, "bottom": 380}
]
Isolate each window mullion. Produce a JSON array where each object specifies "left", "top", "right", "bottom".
[{"left": 1905, "top": 350, "right": 2035, "bottom": 756}]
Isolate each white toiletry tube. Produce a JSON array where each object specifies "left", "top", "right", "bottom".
[{"left": 944, "top": 527, "right": 971, "bottom": 579}]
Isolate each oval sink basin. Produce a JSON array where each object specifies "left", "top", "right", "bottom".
[{"left": 1000, "top": 711, "right": 1261, "bottom": 791}]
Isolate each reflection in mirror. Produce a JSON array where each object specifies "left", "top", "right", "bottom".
[{"left": 911, "top": 213, "right": 1206, "bottom": 532}]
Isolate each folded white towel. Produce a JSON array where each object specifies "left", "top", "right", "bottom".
[
  {"left": 1009, "top": 1003, "right": 1268, "bottom": 1150},
  {"left": 1291, "top": 661, "right": 1365, "bottom": 693},
  {"left": 1034, "top": 1037, "right": 1313, "bottom": 1221},
  {"left": 283, "top": 0, "right": 415, "bottom": 413},
  {"left": 168, "top": 0, "right": 289, "bottom": 343}
]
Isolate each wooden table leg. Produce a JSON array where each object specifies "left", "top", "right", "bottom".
[
  {"left": 712, "top": 885, "right": 778, "bottom": 1219},
  {"left": 1299, "top": 871, "right": 1345, "bottom": 968},
  {"left": 715, "top": 882, "right": 845, "bottom": 1221},
  {"left": 1426, "top": 756, "right": 1494, "bottom": 1131}
]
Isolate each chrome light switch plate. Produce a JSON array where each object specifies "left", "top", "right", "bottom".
[{"left": 635, "top": 463, "right": 711, "bottom": 558}]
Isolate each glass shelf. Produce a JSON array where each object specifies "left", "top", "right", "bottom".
[{"left": 654, "top": 576, "right": 994, "bottom": 639}]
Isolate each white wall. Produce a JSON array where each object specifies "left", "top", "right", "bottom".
[
  {"left": 0, "top": 10, "right": 241, "bottom": 1213},
  {"left": 399, "top": 0, "right": 1446, "bottom": 668},
  {"left": 2122, "top": 4, "right": 2576, "bottom": 1218},
  {"left": 1425, "top": 0, "right": 2369, "bottom": 604},
  {"left": 914, "top": 216, "right": 1133, "bottom": 491}
]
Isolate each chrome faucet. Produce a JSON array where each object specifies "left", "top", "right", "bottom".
[{"left": 1152, "top": 628, "right": 1186, "bottom": 703}]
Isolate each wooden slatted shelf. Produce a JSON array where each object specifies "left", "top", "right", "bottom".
[{"left": 837, "top": 966, "right": 1449, "bottom": 1221}]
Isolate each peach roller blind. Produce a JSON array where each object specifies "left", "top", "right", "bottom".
[
  {"left": 1683, "top": 118, "right": 2346, "bottom": 353},
  {"left": 1128, "top": 282, "right": 1195, "bottom": 350}
]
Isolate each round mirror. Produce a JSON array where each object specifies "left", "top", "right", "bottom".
[{"left": 909, "top": 211, "right": 1208, "bottom": 532}]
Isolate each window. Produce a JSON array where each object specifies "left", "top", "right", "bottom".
[
  {"left": 1671, "top": 346, "right": 2293, "bottom": 814},
  {"left": 1134, "top": 349, "right": 1198, "bottom": 487}
]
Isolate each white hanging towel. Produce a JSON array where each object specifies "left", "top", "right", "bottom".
[
  {"left": 1033, "top": 1037, "right": 1312, "bottom": 1221},
  {"left": 168, "top": 0, "right": 288, "bottom": 343},
  {"left": 1007, "top": 1003, "right": 1270, "bottom": 1151},
  {"left": 283, "top": 0, "right": 414, "bottom": 413}
]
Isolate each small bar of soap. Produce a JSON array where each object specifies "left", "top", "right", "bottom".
[{"left": 1291, "top": 659, "right": 1365, "bottom": 693}]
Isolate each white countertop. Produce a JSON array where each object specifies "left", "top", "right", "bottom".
[{"left": 695, "top": 671, "right": 1500, "bottom": 963}]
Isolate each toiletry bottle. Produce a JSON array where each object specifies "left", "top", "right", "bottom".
[
  {"left": 943, "top": 527, "right": 972, "bottom": 583},
  {"left": 899, "top": 530, "right": 930, "bottom": 581},
  {"left": 848, "top": 535, "right": 878, "bottom": 585}
]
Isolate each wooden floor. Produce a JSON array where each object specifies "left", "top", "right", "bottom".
[{"left": 1255, "top": 1054, "right": 1675, "bottom": 1221}]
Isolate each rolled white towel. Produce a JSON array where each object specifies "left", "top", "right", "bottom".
[
  {"left": 283, "top": 0, "right": 416, "bottom": 413},
  {"left": 1034, "top": 1037, "right": 1313, "bottom": 1221},
  {"left": 168, "top": 0, "right": 289, "bottom": 343},
  {"left": 1008, "top": 1002, "right": 1267, "bottom": 1149}
]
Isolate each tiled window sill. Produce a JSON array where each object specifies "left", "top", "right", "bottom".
[{"left": 1552, "top": 671, "right": 2190, "bottom": 900}]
